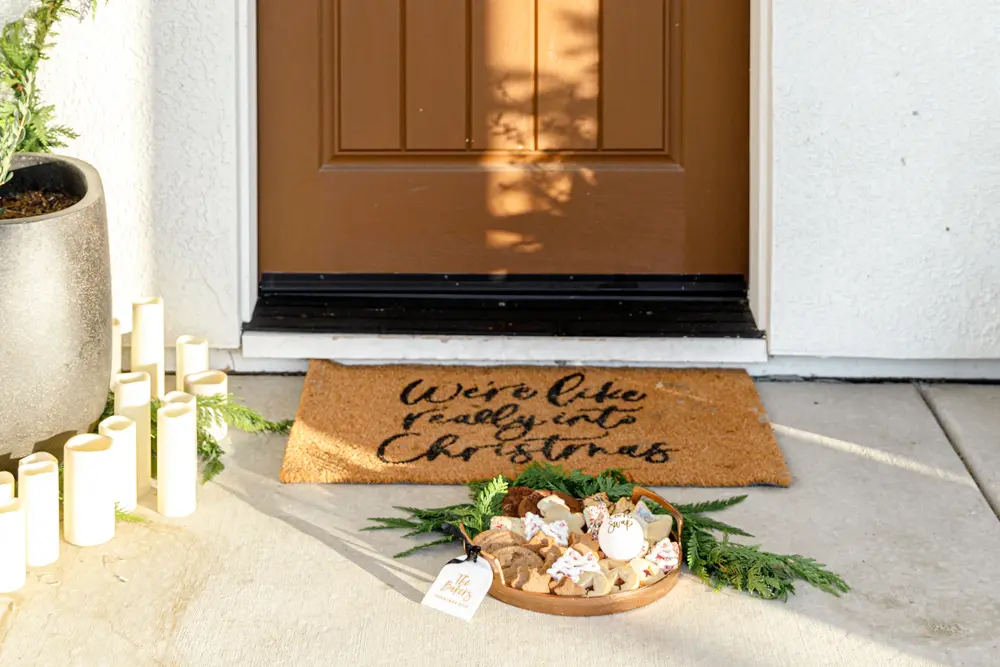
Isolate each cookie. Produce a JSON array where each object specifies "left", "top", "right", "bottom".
[
  {"left": 599, "top": 558, "right": 628, "bottom": 573},
  {"left": 493, "top": 545, "right": 543, "bottom": 572},
  {"left": 569, "top": 531, "right": 601, "bottom": 555},
  {"left": 628, "top": 557, "right": 665, "bottom": 585},
  {"left": 539, "top": 544, "right": 565, "bottom": 569},
  {"left": 578, "top": 570, "right": 613, "bottom": 597},
  {"left": 541, "top": 519, "right": 570, "bottom": 547},
  {"left": 518, "top": 489, "right": 582, "bottom": 516},
  {"left": 536, "top": 495, "right": 570, "bottom": 518},
  {"left": 609, "top": 566, "right": 640, "bottom": 592},
  {"left": 583, "top": 492, "right": 612, "bottom": 510},
  {"left": 632, "top": 499, "right": 657, "bottom": 524},
  {"left": 552, "top": 578, "right": 586, "bottom": 596},
  {"left": 489, "top": 515, "right": 525, "bottom": 536},
  {"left": 517, "top": 490, "right": 554, "bottom": 517},
  {"left": 612, "top": 497, "right": 635, "bottom": 515},
  {"left": 645, "top": 515, "right": 674, "bottom": 544},
  {"left": 551, "top": 491, "right": 583, "bottom": 514},
  {"left": 512, "top": 566, "right": 553, "bottom": 594},
  {"left": 502, "top": 487, "right": 535, "bottom": 517},
  {"left": 473, "top": 529, "right": 526, "bottom": 555},
  {"left": 583, "top": 504, "right": 609, "bottom": 536},
  {"left": 547, "top": 548, "right": 602, "bottom": 583},
  {"left": 524, "top": 531, "right": 557, "bottom": 553},
  {"left": 646, "top": 538, "right": 680, "bottom": 573}
]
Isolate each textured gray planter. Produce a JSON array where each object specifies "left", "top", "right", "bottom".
[{"left": 0, "top": 154, "right": 111, "bottom": 465}]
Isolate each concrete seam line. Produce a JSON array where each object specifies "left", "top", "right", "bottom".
[{"left": 913, "top": 382, "right": 1000, "bottom": 521}]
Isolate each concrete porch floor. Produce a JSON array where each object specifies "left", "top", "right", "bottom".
[{"left": 2, "top": 377, "right": 1000, "bottom": 667}]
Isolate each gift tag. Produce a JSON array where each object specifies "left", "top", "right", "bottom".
[{"left": 421, "top": 554, "right": 494, "bottom": 621}]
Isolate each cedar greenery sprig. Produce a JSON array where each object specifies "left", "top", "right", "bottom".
[
  {"left": 0, "top": 1, "right": 107, "bottom": 156},
  {"left": 93, "top": 390, "right": 293, "bottom": 483},
  {"left": 365, "top": 463, "right": 850, "bottom": 601}
]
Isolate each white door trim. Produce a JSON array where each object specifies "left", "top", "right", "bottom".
[
  {"left": 235, "top": 0, "right": 776, "bottom": 347},
  {"left": 748, "top": 0, "right": 774, "bottom": 348},
  {"left": 237, "top": 0, "right": 258, "bottom": 323}
]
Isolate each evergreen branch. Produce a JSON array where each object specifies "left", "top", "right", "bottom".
[
  {"left": 93, "top": 388, "right": 291, "bottom": 484},
  {"left": 673, "top": 495, "right": 749, "bottom": 515},
  {"left": 0, "top": 0, "right": 109, "bottom": 157},
  {"left": 683, "top": 514, "right": 755, "bottom": 538},
  {"left": 197, "top": 394, "right": 293, "bottom": 434},
  {"left": 365, "top": 465, "right": 849, "bottom": 601},
  {"left": 472, "top": 474, "right": 508, "bottom": 532},
  {"left": 362, "top": 517, "right": 422, "bottom": 531},
  {"left": 196, "top": 429, "right": 225, "bottom": 483},
  {"left": 393, "top": 536, "right": 456, "bottom": 559}
]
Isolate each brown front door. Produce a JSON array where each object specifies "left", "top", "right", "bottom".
[{"left": 258, "top": 0, "right": 749, "bottom": 276}]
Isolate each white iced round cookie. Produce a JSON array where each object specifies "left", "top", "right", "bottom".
[{"left": 597, "top": 513, "right": 645, "bottom": 562}]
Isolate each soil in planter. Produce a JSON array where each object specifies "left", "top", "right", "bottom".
[{"left": 0, "top": 190, "right": 81, "bottom": 219}]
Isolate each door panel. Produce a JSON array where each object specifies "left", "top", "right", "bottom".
[
  {"left": 259, "top": 0, "right": 749, "bottom": 275},
  {"left": 602, "top": 0, "right": 666, "bottom": 150}
]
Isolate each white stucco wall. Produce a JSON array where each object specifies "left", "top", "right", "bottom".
[
  {"left": 31, "top": 1, "right": 1000, "bottom": 360},
  {"left": 770, "top": 0, "right": 1000, "bottom": 358},
  {"left": 38, "top": 0, "right": 241, "bottom": 348}
]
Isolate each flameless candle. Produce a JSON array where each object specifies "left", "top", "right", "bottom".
[
  {"left": 131, "top": 297, "right": 165, "bottom": 399},
  {"left": 175, "top": 335, "right": 209, "bottom": 393},
  {"left": 0, "top": 499, "right": 26, "bottom": 593},
  {"left": 185, "top": 371, "right": 228, "bottom": 441},
  {"left": 18, "top": 452, "right": 60, "bottom": 567},
  {"left": 63, "top": 434, "right": 116, "bottom": 547},
  {"left": 0, "top": 471, "right": 13, "bottom": 502},
  {"left": 156, "top": 402, "right": 197, "bottom": 518},
  {"left": 98, "top": 416, "right": 138, "bottom": 512},
  {"left": 111, "top": 317, "right": 122, "bottom": 389},
  {"left": 163, "top": 391, "right": 196, "bottom": 409},
  {"left": 114, "top": 371, "right": 152, "bottom": 498}
]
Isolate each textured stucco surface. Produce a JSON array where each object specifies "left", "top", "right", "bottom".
[
  {"left": 770, "top": 1, "right": 1000, "bottom": 358},
  {"left": 37, "top": 0, "right": 240, "bottom": 348}
]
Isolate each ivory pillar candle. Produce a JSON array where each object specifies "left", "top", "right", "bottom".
[
  {"left": 175, "top": 335, "right": 209, "bottom": 392},
  {"left": 0, "top": 499, "right": 26, "bottom": 593},
  {"left": 185, "top": 371, "right": 228, "bottom": 440},
  {"left": 63, "top": 434, "right": 116, "bottom": 547},
  {"left": 17, "top": 452, "right": 59, "bottom": 567},
  {"left": 131, "top": 297, "right": 165, "bottom": 399},
  {"left": 111, "top": 317, "right": 122, "bottom": 389},
  {"left": 98, "top": 416, "right": 138, "bottom": 512},
  {"left": 114, "top": 371, "right": 152, "bottom": 498},
  {"left": 156, "top": 402, "right": 198, "bottom": 518},
  {"left": 163, "top": 390, "right": 196, "bottom": 409},
  {"left": 0, "top": 471, "right": 13, "bottom": 502}
]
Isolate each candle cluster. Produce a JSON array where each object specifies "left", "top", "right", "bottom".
[{"left": 0, "top": 296, "right": 230, "bottom": 593}]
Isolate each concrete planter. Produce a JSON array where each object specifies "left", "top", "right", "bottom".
[{"left": 0, "top": 154, "right": 112, "bottom": 464}]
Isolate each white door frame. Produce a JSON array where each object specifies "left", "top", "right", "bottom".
[{"left": 235, "top": 0, "right": 774, "bottom": 352}]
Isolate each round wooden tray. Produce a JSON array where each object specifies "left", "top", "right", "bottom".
[{"left": 464, "top": 487, "right": 684, "bottom": 616}]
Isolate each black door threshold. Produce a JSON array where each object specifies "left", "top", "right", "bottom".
[{"left": 245, "top": 273, "right": 764, "bottom": 339}]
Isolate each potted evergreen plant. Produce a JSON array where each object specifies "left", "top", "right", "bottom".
[{"left": 0, "top": 1, "right": 111, "bottom": 463}]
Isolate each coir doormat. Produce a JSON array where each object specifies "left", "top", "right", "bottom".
[{"left": 279, "top": 361, "right": 791, "bottom": 487}]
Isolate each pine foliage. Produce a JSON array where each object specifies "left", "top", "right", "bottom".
[
  {"left": 365, "top": 463, "right": 850, "bottom": 600},
  {"left": 0, "top": 1, "right": 105, "bottom": 155},
  {"left": 93, "top": 390, "right": 293, "bottom": 484}
]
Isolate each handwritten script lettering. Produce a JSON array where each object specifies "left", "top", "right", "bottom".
[
  {"left": 605, "top": 516, "right": 638, "bottom": 534},
  {"left": 378, "top": 373, "right": 675, "bottom": 467},
  {"left": 441, "top": 573, "right": 473, "bottom": 603}
]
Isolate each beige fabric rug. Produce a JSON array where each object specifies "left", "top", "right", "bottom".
[{"left": 280, "top": 361, "right": 791, "bottom": 487}]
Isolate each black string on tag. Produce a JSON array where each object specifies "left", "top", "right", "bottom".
[{"left": 441, "top": 523, "right": 481, "bottom": 564}]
